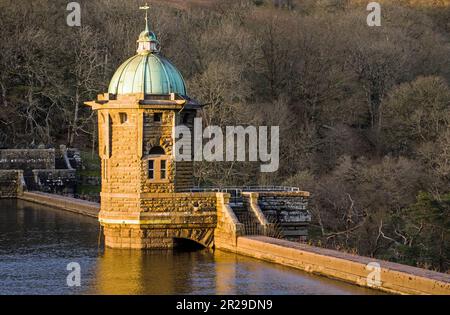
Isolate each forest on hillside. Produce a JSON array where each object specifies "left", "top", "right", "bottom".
[{"left": 0, "top": 0, "right": 449, "bottom": 272}]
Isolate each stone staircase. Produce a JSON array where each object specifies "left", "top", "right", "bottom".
[
  {"left": 182, "top": 186, "right": 309, "bottom": 240},
  {"left": 229, "top": 200, "right": 262, "bottom": 236}
]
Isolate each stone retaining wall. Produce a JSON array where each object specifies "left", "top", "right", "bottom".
[
  {"left": 32, "top": 169, "right": 77, "bottom": 194},
  {"left": 252, "top": 191, "right": 311, "bottom": 240},
  {"left": 0, "top": 148, "right": 78, "bottom": 193},
  {"left": 0, "top": 170, "right": 23, "bottom": 198},
  {"left": 0, "top": 149, "right": 55, "bottom": 170}
]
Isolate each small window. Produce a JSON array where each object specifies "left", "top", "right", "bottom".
[
  {"left": 148, "top": 160, "right": 154, "bottom": 179},
  {"left": 154, "top": 113, "right": 162, "bottom": 122},
  {"left": 119, "top": 113, "right": 128, "bottom": 124},
  {"left": 160, "top": 160, "right": 166, "bottom": 179}
]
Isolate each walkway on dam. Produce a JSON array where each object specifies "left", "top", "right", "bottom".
[
  {"left": 19, "top": 191, "right": 99, "bottom": 218},
  {"left": 228, "top": 236, "right": 450, "bottom": 295}
]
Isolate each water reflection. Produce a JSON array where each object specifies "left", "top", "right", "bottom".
[
  {"left": 92, "top": 249, "right": 214, "bottom": 294},
  {"left": 0, "top": 199, "right": 381, "bottom": 295},
  {"left": 91, "top": 247, "right": 380, "bottom": 295}
]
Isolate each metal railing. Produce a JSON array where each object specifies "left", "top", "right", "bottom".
[
  {"left": 182, "top": 186, "right": 301, "bottom": 205},
  {"left": 184, "top": 186, "right": 300, "bottom": 193}
]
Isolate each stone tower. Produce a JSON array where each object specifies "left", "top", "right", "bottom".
[
  {"left": 85, "top": 9, "right": 218, "bottom": 249},
  {"left": 85, "top": 6, "right": 311, "bottom": 250}
]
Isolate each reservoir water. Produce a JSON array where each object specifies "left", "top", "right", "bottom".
[{"left": 0, "top": 199, "right": 379, "bottom": 295}]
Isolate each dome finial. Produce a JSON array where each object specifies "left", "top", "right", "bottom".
[
  {"left": 139, "top": 2, "right": 150, "bottom": 32},
  {"left": 137, "top": 2, "right": 161, "bottom": 54}
]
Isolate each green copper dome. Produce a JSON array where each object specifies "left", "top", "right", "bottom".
[
  {"left": 108, "top": 15, "right": 187, "bottom": 97},
  {"left": 108, "top": 53, "right": 187, "bottom": 96}
]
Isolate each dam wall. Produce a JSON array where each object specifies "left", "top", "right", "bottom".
[
  {"left": 217, "top": 236, "right": 450, "bottom": 295},
  {"left": 12, "top": 191, "right": 450, "bottom": 295},
  {"left": 19, "top": 191, "right": 99, "bottom": 218}
]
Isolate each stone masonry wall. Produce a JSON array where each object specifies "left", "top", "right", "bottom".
[
  {"left": 101, "top": 193, "right": 217, "bottom": 249},
  {"left": 32, "top": 169, "right": 77, "bottom": 194},
  {"left": 141, "top": 110, "right": 175, "bottom": 193},
  {"left": 173, "top": 110, "right": 195, "bottom": 191},
  {"left": 214, "top": 193, "right": 244, "bottom": 250},
  {"left": 99, "top": 192, "right": 218, "bottom": 249},
  {"left": 257, "top": 192, "right": 311, "bottom": 239},
  {"left": 139, "top": 192, "right": 217, "bottom": 213},
  {"left": 0, "top": 170, "right": 23, "bottom": 198},
  {"left": 102, "top": 225, "right": 216, "bottom": 249},
  {"left": 0, "top": 149, "right": 79, "bottom": 194},
  {"left": 92, "top": 95, "right": 211, "bottom": 249},
  {"left": 99, "top": 109, "right": 142, "bottom": 196},
  {"left": 0, "top": 149, "right": 55, "bottom": 171}
]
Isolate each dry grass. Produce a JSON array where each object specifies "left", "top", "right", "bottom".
[
  {"left": 154, "top": 0, "right": 216, "bottom": 10},
  {"left": 156, "top": 0, "right": 450, "bottom": 9},
  {"left": 350, "top": 0, "right": 450, "bottom": 7}
]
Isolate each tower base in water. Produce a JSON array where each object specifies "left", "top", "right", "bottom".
[
  {"left": 101, "top": 225, "right": 217, "bottom": 249},
  {"left": 98, "top": 192, "right": 219, "bottom": 249}
]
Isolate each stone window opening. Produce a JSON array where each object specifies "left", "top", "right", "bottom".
[
  {"left": 119, "top": 112, "right": 128, "bottom": 124},
  {"left": 154, "top": 113, "right": 162, "bottom": 122},
  {"left": 146, "top": 146, "right": 169, "bottom": 182}
]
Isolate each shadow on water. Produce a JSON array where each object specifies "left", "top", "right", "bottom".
[
  {"left": 0, "top": 199, "right": 383, "bottom": 295},
  {"left": 174, "top": 238, "right": 206, "bottom": 251}
]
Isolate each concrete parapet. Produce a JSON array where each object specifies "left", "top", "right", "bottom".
[
  {"left": 242, "top": 192, "right": 274, "bottom": 235},
  {"left": 226, "top": 236, "right": 450, "bottom": 295},
  {"left": 214, "top": 193, "right": 244, "bottom": 249},
  {"left": 19, "top": 191, "right": 100, "bottom": 218}
]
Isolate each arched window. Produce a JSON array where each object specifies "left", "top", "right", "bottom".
[
  {"left": 147, "top": 146, "right": 168, "bottom": 181},
  {"left": 149, "top": 146, "right": 165, "bottom": 155}
]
